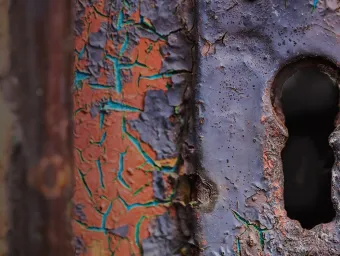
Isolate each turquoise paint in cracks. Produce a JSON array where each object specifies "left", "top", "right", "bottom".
[
  {"left": 101, "top": 201, "right": 113, "bottom": 234},
  {"left": 118, "top": 195, "right": 165, "bottom": 211},
  {"left": 82, "top": 201, "right": 113, "bottom": 235},
  {"left": 74, "top": 71, "right": 91, "bottom": 83},
  {"left": 74, "top": 71, "right": 91, "bottom": 89},
  {"left": 122, "top": 117, "right": 157, "bottom": 167},
  {"left": 106, "top": 54, "right": 148, "bottom": 94},
  {"left": 113, "top": 57, "right": 123, "bottom": 93},
  {"left": 100, "top": 112, "right": 105, "bottom": 130},
  {"left": 120, "top": 32, "right": 129, "bottom": 56},
  {"left": 232, "top": 210, "right": 267, "bottom": 253},
  {"left": 121, "top": 117, "right": 176, "bottom": 174},
  {"left": 96, "top": 159, "right": 105, "bottom": 188},
  {"left": 117, "top": 151, "right": 131, "bottom": 189},
  {"left": 101, "top": 100, "right": 141, "bottom": 112},
  {"left": 75, "top": 46, "right": 86, "bottom": 59},
  {"left": 237, "top": 238, "right": 241, "bottom": 256},
  {"left": 117, "top": 10, "right": 124, "bottom": 31},
  {"left": 159, "top": 158, "right": 179, "bottom": 173}
]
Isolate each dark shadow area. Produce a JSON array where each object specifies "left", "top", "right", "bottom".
[{"left": 281, "top": 65, "right": 338, "bottom": 229}]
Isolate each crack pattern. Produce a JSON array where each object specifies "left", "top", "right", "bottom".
[{"left": 73, "top": 0, "right": 195, "bottom": 255}]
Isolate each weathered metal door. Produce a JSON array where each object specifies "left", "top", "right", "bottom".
[{"left": 2, "top": 0, "right": 340, "bottom": 256}]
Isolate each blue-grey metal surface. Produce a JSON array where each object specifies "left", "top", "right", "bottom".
[{"left": 195, "top": 0, "right": 340, "bottom": 255}]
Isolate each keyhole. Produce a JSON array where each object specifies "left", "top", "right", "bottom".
[{"left": 279, "top": 61, "right": 338, "bottom": 229}]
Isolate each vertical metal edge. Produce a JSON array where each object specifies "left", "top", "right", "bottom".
[{"left": 0, "top": 0, "right": 9, "bottom": 255}]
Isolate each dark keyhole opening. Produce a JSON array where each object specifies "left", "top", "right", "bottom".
[{"left": 281, "top": 65, "right": 338, "bottom": 229}]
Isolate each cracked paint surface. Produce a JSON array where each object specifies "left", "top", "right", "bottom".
[{"left": 73, "top": 0, "right": 195, "bottom": 255}]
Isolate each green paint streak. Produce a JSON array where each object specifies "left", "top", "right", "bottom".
[
  {"left": 74, "top": 107, "right": 86, "bottom": 115},
  {"left": 174, "top": 106, "right": 180, "bottom": 114},
  {"left": 146, "top": 44, "right": 153, "bottom": 53},
  {"left": 136, "top": 162, "right": 148, "bottom": 169},
  {"left": 133, "top": 182, "right": 150, "bottom": 196},
  {"left": 117, "top": 150, "right": 131, "bottom": 190},
  {"left": 108, "top": 235, "right": 122, "bottom": 256},
  {"left": 93, "top": 5, "right": 109, "bottom": 18},
  {"left": 118, "top": 195, "right": 169, "bottom": 211},
  {"left": 75, "top": 148, "right": 86, "bottom": 163},
  {"left": 75, "top": 219, "right": 87, "bottom": 228},
  {"left": 78, "top": 169, "right": 93, "bottom": 198},
  {"left": 135, "top": 216, "right": 146, "bottom": 251},
  {"left": 89, "top": 83, "right": 114, "bottom": 90},
  {"left": 107, "top": 235, "right": 116, "bottom": 256}
]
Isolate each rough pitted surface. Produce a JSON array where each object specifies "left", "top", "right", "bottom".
[
  {"left": 142, "top": 209, "right": 193, "bottom": 256},
  {"left": 160, "top": 31, "right": 194, "bottom": 72},
  {"left": 140, "top": 0, "right": 182, "bottom": 36},
  {"left": 195, "top": 0, "right": 340, "bottom": 255},
  {"left": 128, "top": 90, "right": 178, "bottom": 160}
]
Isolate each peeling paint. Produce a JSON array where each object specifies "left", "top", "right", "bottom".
[{"left": 73, "top": 0, "right": 195, "bottom": 255}]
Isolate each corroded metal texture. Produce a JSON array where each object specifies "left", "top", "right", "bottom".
[
  {"left": 195, "top": 0, "right": 340, "bottom": 255},
  {"left": 72, "top": 0, "right": 195, "bottom": 255},
  {"left": 2, "top": 0, "right": 74, "bottom": 255}
]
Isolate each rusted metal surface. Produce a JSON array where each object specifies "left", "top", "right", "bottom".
[{"left": 0, "top": 0, "right": 74, "bottom": 255}]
